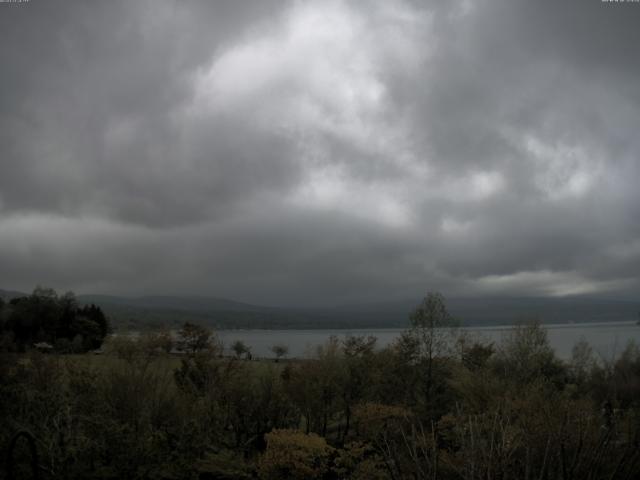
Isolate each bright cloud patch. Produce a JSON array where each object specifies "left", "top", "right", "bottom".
[
  {"left": 510, "top": 132, "right": 604, "bottom": 201},
  {"left": 476, "top": 270, "right": 632, "bottom": 297},
  {"left": 194, "top": 0, "right": 427, "bottom": 142},
  {"left": 291, "top": 165, "right": 411, "bottom": 228},
  {"left": 190, "top": 0, "right": 430, "bottom": 228}
]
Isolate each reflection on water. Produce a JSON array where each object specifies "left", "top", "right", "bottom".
[{"left": 216, "top": 321, "right": 640, "bottom": 360}]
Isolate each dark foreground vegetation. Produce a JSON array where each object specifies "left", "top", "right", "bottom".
[{"left": 2, "top": 292, "right": 640, "bottom": 479}]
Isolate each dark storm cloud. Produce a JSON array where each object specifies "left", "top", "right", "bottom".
[{"left": 1, "top": 0, "right": 639, "bottom": 305}]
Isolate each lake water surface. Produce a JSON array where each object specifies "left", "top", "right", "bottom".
[{"left": 217, "top": 321, "right": 640, "bottom": 360}]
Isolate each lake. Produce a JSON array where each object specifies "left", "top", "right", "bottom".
[{"left": 217, "top": 321, "right": 640, "bottom": 360}]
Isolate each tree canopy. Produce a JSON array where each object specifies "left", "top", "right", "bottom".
[{"left": 0, "top": 287, "right": 110, "bottom": 352}]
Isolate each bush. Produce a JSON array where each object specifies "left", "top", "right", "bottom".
[{"left": 258, "top": 429, "right": 334, "bottom": 480}]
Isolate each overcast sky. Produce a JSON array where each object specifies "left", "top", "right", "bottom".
[{"left": 1, "top": 0, "right": 639, "bottom": 306}]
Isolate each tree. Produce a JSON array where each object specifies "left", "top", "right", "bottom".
[
  {"left": 570, "top": 336, "right": 596, "bottom": 385},
  {"left": 78, "top": 303, "right": 110, "bottom": 338},
  {"left": 340, "top": 335, "right": 377, "bottom": 439},
  {"left": 7, "top": 287, "right": 60, "bottom": 346},
  {"left": 176, "top": 322, "right": 216, "bottom": 354},
  {"left": 140, "top": 329, "right": 173, "bottom": 355},
  {"left": 407, "top": 292, "right": 458, "bottom": 417},
  {"left": 494, "top": 320, "right": 563, "bottom": 385},
  {"left": 342, "top": 334, "right": 376, "bottom": 358},
  {"left": 459, "top": 339, "right": 495, "bottom": 372},
  {"left": 409, "top": 292, "right": 457, "bottom": 355},
  {"left": 3, "top": 287, "right": 109, "bottom": 352},
  {"left": 57, "top": 291, "right": 78, "bottom": 341},
  {"left": 230, "top": 339, "right": 250, "bottom": 359},
  {"left": 271, "top": 344, "right": 289, "bottom": 362},
  {"left": 0, "top": 297, "right": 6, "bottom": 333}
]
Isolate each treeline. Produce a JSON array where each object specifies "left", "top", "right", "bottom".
[
  {"left": 1, "top": 293, "right": 640, "bottom": 479},
  {"left": 0, "top": 287, "right": 110, "bottom": 353}
]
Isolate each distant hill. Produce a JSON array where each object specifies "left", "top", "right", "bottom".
[
  {"left": 77, "top": 294, "right": 267, "bottom": 314},
  {"left": 3, "top": 288, "right": 639, "bottom": 330},
  {"left": 448, "top": 296, "right": 640, "bottom": 325},
  {"left": 76, "top": 294, "right": 640, "bottom": 331},
  {"left": 323, "top": 296, "right": 640, "bottom": 327},
  {"left": 0, "top": 288, "right": 28, "bottom": 300},
  {"left": 74, "top": 294, "right": 396, "bottom": 331}
]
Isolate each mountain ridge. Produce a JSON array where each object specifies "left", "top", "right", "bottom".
[{"left": 2, "top": 288, "right": 639, "bottom": 330}]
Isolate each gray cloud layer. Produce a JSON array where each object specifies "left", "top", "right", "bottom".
[{"left": 1, "top": 0, "right": 639, "bottom": 305}]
